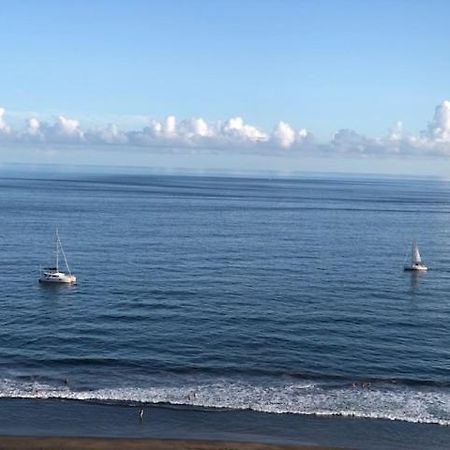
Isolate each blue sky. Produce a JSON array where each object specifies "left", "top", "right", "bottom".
[{"left": 1, "top": 0, "right": 450, "bottom": 174}]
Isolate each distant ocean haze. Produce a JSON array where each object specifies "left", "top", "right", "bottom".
[{"left": 0, "top": 174, "right": 449, "bottom": 425}]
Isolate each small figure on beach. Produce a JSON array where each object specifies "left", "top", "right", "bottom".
[
  {"left": 64, "top": 378, "right": 69, "bottom": 386},
  {"left": 139, "top": 407, "right": 144, "bottom": 421},
  {"left": 187, "top": 390, "right": 197, "bottom": 401}
]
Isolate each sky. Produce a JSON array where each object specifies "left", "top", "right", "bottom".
[{"left": 1, "top": 0, "right": 450, "bottom": 176}]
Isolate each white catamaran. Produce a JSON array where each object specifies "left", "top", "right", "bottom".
[
  {"left": 404, "top": 240, "right": 428, "bottom": 272},
  {"left": 39, "top": 229, "right": 77, "bottom": 284}
]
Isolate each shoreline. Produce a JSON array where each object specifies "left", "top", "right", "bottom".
[
  {"left": 0, "top": 437, "right": 345, "bottom": 450},
  {"left": 0, "top": 399, "right": 448, "bottom": 450}
]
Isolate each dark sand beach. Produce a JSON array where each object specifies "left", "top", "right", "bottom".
[
  {"left": 0, "top": 437, "right": 345, "bottom": 450},
  {"left": 0, "top": 399, "right": 449, "bottom": 450}
]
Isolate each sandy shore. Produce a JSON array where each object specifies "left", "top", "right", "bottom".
[
  {"left": 1, "top": 399, "right": 447, "bottom": 450},
  {"left": 0, "top": 437, "right": 347, "bottom": 450}
]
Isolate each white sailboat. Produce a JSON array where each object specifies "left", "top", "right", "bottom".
[
  {"left": 404, "top": 240, "right": 427, "bottom": 272},
  {"left": 39, "top": 229, "right": 77, "bottom": 284}
]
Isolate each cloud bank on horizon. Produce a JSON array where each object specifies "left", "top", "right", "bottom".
[{"left": 1, "top": 101, "right": 450, "bottom": 158}]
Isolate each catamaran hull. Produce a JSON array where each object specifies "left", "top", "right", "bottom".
[
  {"left": 39, "top": 230, "right": 77, "bottom": 284},
  {"left": 39, "top": 275, "right": 77, "bottom": 284}
]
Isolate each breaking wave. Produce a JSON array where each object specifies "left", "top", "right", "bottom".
[{"left": 1, "top": 377, "right": 449, "bottom": 426}]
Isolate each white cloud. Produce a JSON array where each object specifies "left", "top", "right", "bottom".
[
  {"left": 331, "top": 129, "right": 374, "bottom": 154},
  {"left": 149, "top": 120, "right": 163, "bottom": 136},
  {"left": 272, "top": 121, "right": 311, "bottom": 149},
  {"left": 165, "top": 115, "right": 176, "bottom": 135},
  {"left": 427, "top": 100, "right": 450, "bottom": 141},
  {"left": 27, "top": 117, "right": 40, "bottom": 135},
  {"left": 1, "top": 101, "right": 450, "bottom": 158},
  {"left": 273, "top": 121, "right": 295, "bottom": 148},
  {"left": 388, "top": 121, "right": 403, "bottom": 141},
  {"left": 124, "top": 115, "right": 271, "bottom": 149},
  {"left": 0, "top": 108, "right": 11, "bottom": 134},
  {"left": 186, "top": 117, "right": 209, "bottom": 137},
  {"left": 175, "top": 118, "right": 211, "bottom": 142},
  {"left": 221, "top": 117, "right": 268, "bottom": 143},
  {"left": 55, "top": 116, "right": 84, "bottom": 139},
  {"left": 21, "top": 117, "right": 44, "bottom": 142},
  {"left": 25, "top": 115, "right": 85, "bottom": 143},
  {"left": 86, "top": 124, "right": 128, "bottom": 145}
]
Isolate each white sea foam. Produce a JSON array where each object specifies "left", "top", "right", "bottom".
[{"left": 1, "top": 378, "right": 449, "bottom": 426}]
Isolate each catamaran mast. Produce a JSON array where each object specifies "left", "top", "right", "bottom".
[
  {"left": 56, "top": 228, "right": 59, "bottom": 271},
  {"left": 57, "top": 230, "right": 72, "bottom": 275}
]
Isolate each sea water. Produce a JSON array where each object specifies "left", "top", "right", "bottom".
[{"left": 0, "top": 173, "right": 449, "bottom": 427}]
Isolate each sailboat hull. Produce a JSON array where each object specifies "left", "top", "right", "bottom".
[
  {"left": 405, "top": 241, "right": 427, "bottom": 271},
  {"left": 39, "top": 272, "right": 77, "bottom": 284},
  {"left": 404, "top": 264, "right": 428, "bottom": 272}
]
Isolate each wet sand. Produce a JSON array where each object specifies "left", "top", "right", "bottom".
[
  {"left": 0, "top": 437, "right": 346, "bottom": 450},
  {"left": 1, "top": 399, "right": 449, "bottom": 450}
]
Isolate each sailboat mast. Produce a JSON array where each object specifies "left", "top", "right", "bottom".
[
  {"left": 57, "top": 231, "right": 72, "bottom": 275},
  {"left": 56, "top": 228, "right": 59, "bottom": 271},
  {"left": 61, "top": 246, "right": 71, "bottom": 275}
]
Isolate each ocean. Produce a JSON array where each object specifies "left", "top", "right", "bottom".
[{"left": 0, "top": 173, "right": 449, "bottom": 448}]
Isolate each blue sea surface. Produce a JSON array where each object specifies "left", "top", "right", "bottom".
[{"left": 0, "top": 173, "right": 449, "bottom": 426}]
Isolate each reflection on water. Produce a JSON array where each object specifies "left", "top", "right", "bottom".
[
  {"left": 38, "top": 281, "right": 78, "bottom": 301},
  {"left": 408, "top": 271, "right": 426, "bottom": 292}
]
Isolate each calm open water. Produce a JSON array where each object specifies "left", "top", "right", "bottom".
[{"left": 0, "top": 173, "right": 449, "bottom": 426}]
